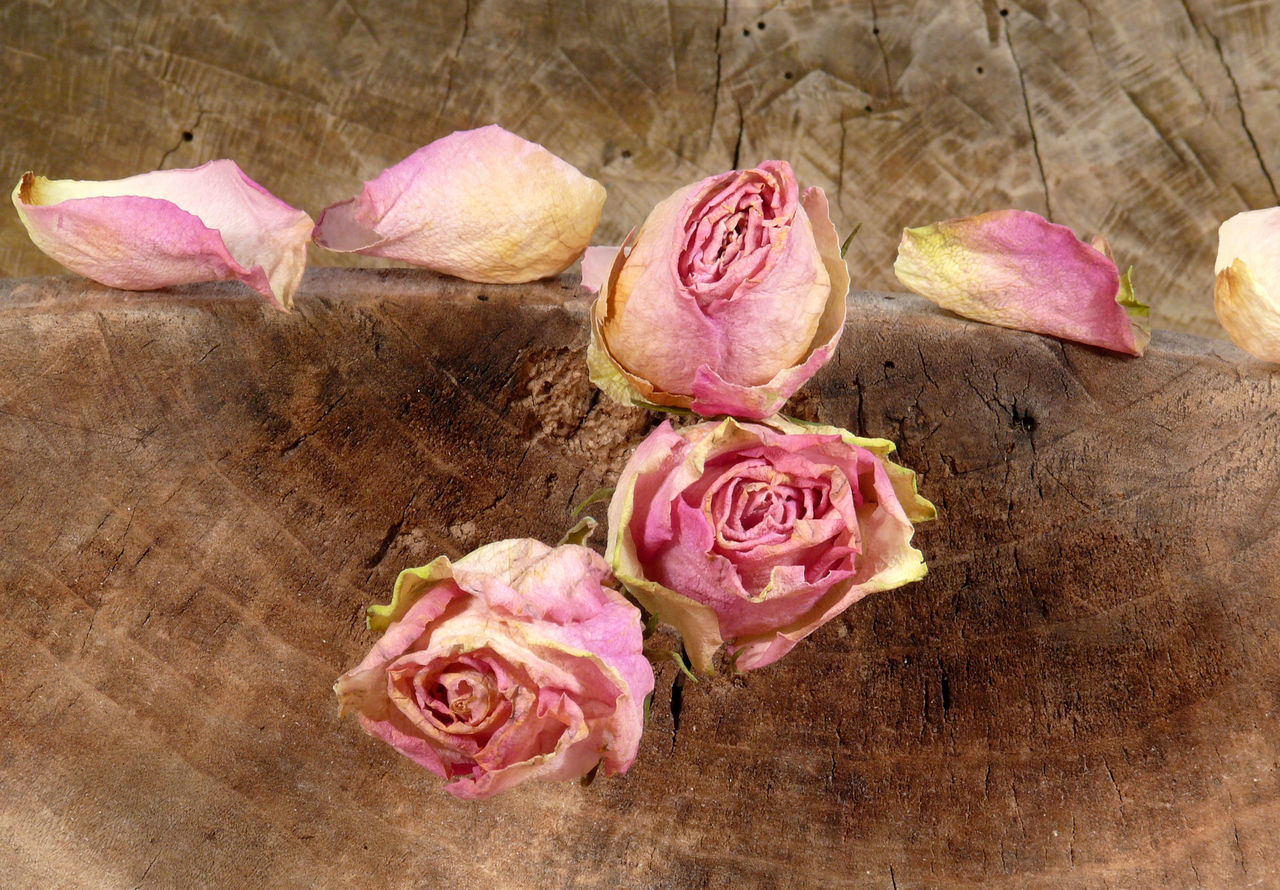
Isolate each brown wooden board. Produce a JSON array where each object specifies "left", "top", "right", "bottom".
[
  {"left": 1, "top": 270, "right": 1277, "bottom": 888},
  {"left": 3, "top": 0, "right": 1279, "bottom": 341}
]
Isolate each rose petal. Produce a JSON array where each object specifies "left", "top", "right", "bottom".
[
  {"left": 1214, "top": 206, "right": 1280, "bottom": 363},
  {"left": 580, "top": 245, "right": 621, "bottom": 294},
  {"left": 894, "top": 209, "right": 1149, "bottom": 355},
  {"left": 11, "top": 161, "right": 312, "bottom": 311},
  {"left": 313, "top": 125, "right": 606, "bottom": 283}
]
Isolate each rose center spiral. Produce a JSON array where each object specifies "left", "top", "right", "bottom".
[
  {"left": 676, "top": 164, "right": 794, "bottom": 305},
  {"left": 712, "top": 468, "right": 832, "bottom": 547},
  {"left": 415, "top": 659, "right": 500, "bottom": 727}
]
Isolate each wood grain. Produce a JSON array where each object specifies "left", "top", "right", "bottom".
[
  {"left": 1, "top": 270, "right": 1276, "bottom": 888},
  {"left": 3, "top": 0, "right": 1279, "bottom": 340}
]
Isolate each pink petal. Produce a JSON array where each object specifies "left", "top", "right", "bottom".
[
  {"left": 894, "top": 209, "right": 1149, "bottom": 355},
  {"left": 580, "top": 245, "right": 621, "bottom": 294},
  {"left": 312, "top": 125, "right": 606, "bottom": 283},
  {"left": 688, "top": 310, "right": 842, "bottom": 418},
  {"left": 11, "top": 161, "right": 312, "bottom": 311}
]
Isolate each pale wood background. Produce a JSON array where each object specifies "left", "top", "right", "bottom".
[
  {"left": 3, "top": 0, "right": 1278, "bottom": 339},
  {"left": 4, "top": 2, "right": 1280, "bottom": 889}
]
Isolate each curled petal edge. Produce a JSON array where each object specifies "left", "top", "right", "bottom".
[
  {"left": 580, "top": 245, "right": 621, "bottom": 294},
  {"left": 366, "top": 556, "right": 455, "bottom": 635},
  {"left": 1215, "top": 259, "right": 1280, "bottom": 363}
]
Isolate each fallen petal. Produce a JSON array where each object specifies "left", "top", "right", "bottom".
[
  {"left": 1215, "top": 206, "right": 1280, "bottom": 363},
  {"left": 894, "top": 209, "right": 1149, "bottom": 355},
  {"left": 313, "top": 125, "right": 606, "bottom": 284},
  {"left": 12, "top": 161, "right": 312, "bottom": 310}
]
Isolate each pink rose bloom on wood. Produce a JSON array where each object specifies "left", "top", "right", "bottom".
[
  {"left": 586, "top": 161, "right": 850, "bottom": 419},
  {"left": 333, "top": 540, "right": 653, "bottom": 799},
  {"left": 607, "top": 418, "right": 935, "bottom": 673},
  {"left": 313, "top": 125, "right": 606, "bottom": 283},
  {"left": 12, "top": 161, "right": 312, "bottom": 310}
]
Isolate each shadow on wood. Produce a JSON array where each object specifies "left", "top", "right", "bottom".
[{"left": 0, "top": 269, "right": 1276, "bottom": 888}]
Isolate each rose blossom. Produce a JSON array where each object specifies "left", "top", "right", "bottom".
[
  {"left": 606, "top": 417, "right": 935, "bottom": 673},
  {"left": 333, "top": 539, "right": 653, "bottom": 799},
  {"left": 585, "top": 160, "right": 850, "bottom": 419}
]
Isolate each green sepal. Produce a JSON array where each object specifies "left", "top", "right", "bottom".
[
  {"left": 571, "top": 486, "right": 615, "bottom": 519},
  {"left": 1116, "top": 265, "right": 1151, "bottom": 355},
  {"left": 558, "top": 515, "right": 597, "bottom": 548},
  {"left": 670, "top": 650, "right": 699, "bottom": 683},
  {"left": 840, "top": 222, "right": 862, "bottom": 258}
]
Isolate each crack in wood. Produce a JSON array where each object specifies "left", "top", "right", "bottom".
[
  {"left": 1175, "top": 0, "right": 1278, "bottom": 203},
  {"left": 869, "top": 0, "right": 892, "bottom": 98},
  {"left": 1003, "top": 23, "right": 1052, "bottom": 220},
  {"left": 365, "top": 490, "right": 417, "bottom": 572},
  {"left": 731, "top": 99, "right": 744, "bottom": 170},
  {"left": 156, "top": 110, "right": 206, "bottom": 170},
  {"left": 437, "top": 0, "right": 472, "bottom": 124},
  {"left": 708, "top": 0, "right": 727, "bottom": 153}
]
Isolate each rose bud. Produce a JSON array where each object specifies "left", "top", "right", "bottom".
[
  {"left": 586, "top": 160, "right": 850, "bottom": 419},
  {"left": 313, "top": 125, "right": 606, "bottom": 283},
  {"left": 1215, "top": 205, "right": 1280, "bottom": 363},
  {"left": 11, "top": 161, "right": 312, "bottom": 311},
  {"left": 606, "top": 417, "right": 935, "bottom": 673},
  {"left": 894, "top": 209, "right": 1150, "bottom": 355},
  {"left": 333, "top": 539, "right": 653, "bottom": 800}
]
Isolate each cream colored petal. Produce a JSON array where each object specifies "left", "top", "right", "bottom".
[
  {"left": 1215, "top": 207, "right": 1280, "bottom": 363},
  {"left": 313, "top": 125, "right": 606, "bottom": 283}
]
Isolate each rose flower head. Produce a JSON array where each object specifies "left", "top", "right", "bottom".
[
  {"left": 333, "top": 540, "right": 653, "bottom": 800},
  {"left": 586, "top": 160, "right": 850, "bottom": 419},
  {"left": 606, "top": 418, "right": 935, "bottom": 673}
]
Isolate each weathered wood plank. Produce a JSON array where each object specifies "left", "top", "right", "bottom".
[
  {"left": 0, "top": 270, "right": 1276, "bottom": 888},
  {"left": 3, "top": 0, "right": 1279, "bottom": 341}
]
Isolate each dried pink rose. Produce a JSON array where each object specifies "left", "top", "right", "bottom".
[
  {"left": 587, "top": 161, "right": 850, "bottom": 419},
  {"left": 333, "top": 539, "right": 652, "bottom": 799},
  {"left": 313, "top": 125, "right": 606, "bottom": 283},
  {"left": 1215, "top": 206, "right": 1280, "bottom": 363},
  {"left": 11, "top": 161, "right": 312, "bottom": 311},
  {"left": 894, "top": 209, "right": 1149, "bottom": 355},
  {"left": 606, "top": 417, "right": 934, "bottom": 673}
]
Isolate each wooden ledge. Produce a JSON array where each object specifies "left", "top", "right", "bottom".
[{"left": 1, "top": 270, "right": 1277, "bottom": 888}]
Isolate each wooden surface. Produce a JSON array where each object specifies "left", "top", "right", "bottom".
[
  {"left": 4, "top": 0, "right": 1280, "bottom": 340},
  {"left": 1, "top": 270, "right": 1278, "bottom": 888}
]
